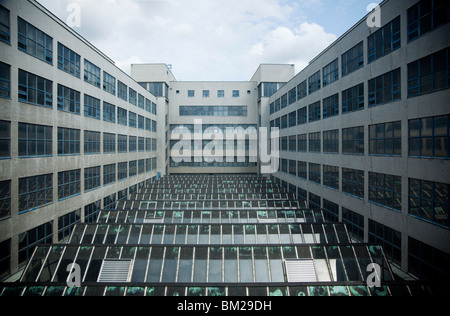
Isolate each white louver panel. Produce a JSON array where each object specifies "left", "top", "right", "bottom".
[
  {"left": 285, "top": 259, "right": 318, "bottom": 283},
  {"left": 97, "top": 260, "right": 133, "bottom": 283}
]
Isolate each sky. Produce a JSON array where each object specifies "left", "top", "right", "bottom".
[{"left": 36, "top": 0, "right": 383, "bottom": 81}]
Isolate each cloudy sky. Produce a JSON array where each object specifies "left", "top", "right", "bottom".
[{"left": 37, "top": 0, "right": 382, "bottom": 81}]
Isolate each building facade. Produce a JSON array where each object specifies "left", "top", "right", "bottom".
[{"left": 0, "top": 0, "right": 449, "bottom": 285}]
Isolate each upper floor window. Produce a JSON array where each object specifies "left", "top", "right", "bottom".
[
  {"left": 409, "top": 114, "right": 449, "bottom": 159},
  {"left": 407, "top": 0, "right": 450, "bottom": 42},
  {"left": 57, "top": 84, "right": 80, "bottom": 115},
  {"left": 308, "top": 71, "right": 321, "bottom": 94},
  {"left": 0, "top": 61, "right": 10, "bottom": 99},
  {"left": 103, "top": 72, "right": 116, "bottom": 95},
  {"left": 57, "top": 42, "right": 80, "bottom": 78},
  {"left": 368, "top": 16, "right": 400, "bottom": 63},
  {"left": 18, "top": 69, "right": 53, "bottom": 108},
  {"left": 323, "top": 58, "right": 339, "bottom": 87},
  {"left": 232, "top": 90, "right": 240, "bottom": 98},
  {"left": 342, "top": 42, "right": 364, "bottom": 77},
  {"left": 0, "top": 5, "right": 10, "bottom": 44},
  {"left": 18, "top": 17, "right": 53, "bottom": 64},
  {"left": 368, "top": 68, "right": 401, "bottom": 107},
  {"left": 84, "top": 60, "right": 101, "bottom": 88}
]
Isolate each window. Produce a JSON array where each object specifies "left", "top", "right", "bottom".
[
  {"left": 368, "top": 68, "right": 401, "bottom": 107},
  {"left": 232, "top": 90, "right": 240, "bottom": 98},
  {"left": 297, "top": 161, "right": 307, "bottom": 180},
  {"left": 0, "top": 120, "right": 10, "bottom": 158},
  {"left": 309, "top": 101, "right": 321, "bottom": 122},
  {"left": 129, "top": 161, "right": 137, "bottom": 177},
  {"left": 57, "top": 84, "right": 80, "bottom": 114},
  {"left": 138, "top": 94, "right": 145, "bottom": 109},
  {"left": 18, "top": 69, "right": 53, "bottom": 108},
  {"left": 84, "top": 59, "right": 100, "bottom": 88},
  {"left": 309, "top": 163, "right": 321, "bottom": 184},
  {"left": 129, "top": 136, "right": 137, "bottom": 152},
  {"left": 103, "top": 72, "right": 116, "bottom": 95},
  {"left": 409, "top": 237, "right": 450, "bottom": 281},
  {"left": 118, "top": 162, "right": 128, "bottom": 181},
  {"left": 138, "top": 137, "right": 145, "bottom": 152},
  {"left": 409, "top": 115, "right": 450, "bottom": 158},
  {"left": 85, "top": 200, "right": 101, "bottom": 223},
  {"left": 368, "top": 16, "right": 401, "bottom": 63},
  {"left": 84, "top": 131, "right": 100, "bottom": 154},
  {"left": 18, "top": 123, "right": 52, "bottom": 157},
  {"left": 129, "top": 112, "right": 137, "bottom": 128},
  {"left": 281, "top": 115, "right": 288, "bottom": 129},
  {"left": 17, "top": 17, "right": 53, "bottom": 64},
  {"left": 58, "top": 169, "right": 80, "bottom": 200},
  {"left": 103, "top": 102, "right": 116, "bottom": 123},
  {"left": 217, "top": 90, "right": 224, "bottom": 98},
  {"left": 18, "top": 222, "right": 52, "bottom": 267},
  {"left": 369, "top": 172, "right": 402, "bottom": 211},
  {"left": 309, "top": 132, "right": 321, "bottom": 153},
  {"left": 409, "top": 178, "right": 449, "bottom": 228},
  {"left": 58, "top": 127, "right": 80, "bottom": 155},
  {"left": 297, "top": 134, "right": 307, "bottom": 152},
  {"left": 323, "top": 94, "right": 339, "bottom": 119},
  {"left": 323, "top": 129, "right": 339, "bottom": 153},
  {"left": 58, "top": 209, "right": 81, "bottom": 242},
  {"left": 84, "top": 166, "right": 101, "bottom": 192},
  {"left": 118, "top": 81, "right": 127, "bottom": 101},
  {"left": 297, "top": 80, "right": 307, "bottom": 100},
  {"left": 117, "top": 107, "right": 127, "bottom": 126},
  {"left": 145, "top": 118, "right": 151, "bottom": 131},
  {"left": 369, "top": 121, "right": 402, "bottom": 156},
  {"left": 407, "top": 0, "right": 450, "bottom": 42},
  {"left": 129, "top": 88, "right": 137, "bottom": 105},
  {"left": 280, "top": 94, "right": 287, "bottom": 109},
  {"left": 118, "top": 135, "right": 128, "bottom": 153},
  {"left": 323, "top": 165, "right": 339, "bottom": 190},
  {"left": 407, "top": 48, "right": 449, "bottom": 97},
  {"left": 288, "top": 111, "right": 296, "bottom": 128},
  {"left": 188, "top": 90, "right": 195, "bottom": 98},
  {"left": 308, "top": 71, "right": 321, "bottom": 94},
  {"left": 0, "top": 180, "right": 11, "bottom": 220},
  {"left": 342, "top": 208, "right": 364, "bottom": 241},
  {"left": 309, "top": 192, "right": 321, "bottom": 209},
  {"left": 0, "top": 61, "right": 10, "bottom": 98},
  {"left": 203, "top": 90, "right": 210, "bottom": 98},
  {"left": 138, "top": 159, "right": 145, "bottom": 174},
  {"left": 103, "top": 164, "right": 116, "bottom": 186},
  {"left": 323, "top": 199, "right": 339, "bottom": 222},
  {"left": 289, "top": 135, "right": 296, "bottom": 152},
  {"left": 288, "top": 87, "right": 297, "bottom": 105},
  {"left": 369, "top": 220, "right": 402, "bottom": 265},
  {"left": 281, "top": 137, "right": 288, "bottom": 151},
  {"left": 57, "top": 42, "right": 80, "bottom": 77},
  {"left": 103, "top": 193, "right": 116, "bottom": 210},
  {"left": 342, "top": 126, "right": 364, "bottom": 155},
  {"left": 323, "top": 58, "right": 339, "bottom": 87},
  {"left": 342, "top": 41, "right": 364, "bottom": 77},
  {"left": 342, "top": 168, "right": 365, "bottom": 199},
  {"left": 342, "top": 83, "right": 364, "bottom": 114},
  {"left": 103, "top": 133, "right": 116, "bottom": 153},
  {"left": 18, "top": 173, "right": 53, "bottom": 213},
  {"left": 0, "top": 5, "right": 10, "bottom": 44},
  {"left": 179, "top": 106, "right": 248, "bottom": 117},
  {"left": 138, "top": 115, "right": 145, "bottom": 130},
  {"left": 145, "top": 138, "right": 151, "bottom": 152},
  {"left": 297, "top": 107, "right": 307, "bottom": 125},
  {"left": 84, "top": 94, "right": 101, "bottom": 120}
]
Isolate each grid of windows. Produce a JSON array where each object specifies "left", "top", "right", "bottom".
[
  {"left": 118, "top": 81, "right": 127, "bottom": 101},
  {"left": 138, "top": 137, "right": 145, "bottom": 152},
  {"left": 297, "top": 134, "right": 307, "bottom": 152},
  {"left": 0, "top": 61, "right": 10, "bottom": 99},
  {"left": 297, "top": 161, "right": 307, "bottom": 180},
  {"left": 308, "top": 71, "right": 321, "bottom": 94},
  {"left": 369, "top": 220, "right": 402, "bottom": 265},
  {"left": 129, "top": 88, "right": 137, "bottom": 105},
  {"left": 84, "top": 94, "right": 100, "bottom": 120},
  {"left": 58, "top": 127, "right": 80, "bottom": 155},
  {"left": 129, "top": 160, "right": 137, "bottom": 177},
  {"left": 57, "top": 84, "right": 80, "bottom": 114},
  {"left": 57, "top": 42, "right": 80, "bottom": 78},
  {"left": 407, "top": 0, "right": 450, "bottom": 42},
  {"left": 409, "top": 178, "right": 449, "bottom": 228},
  {"left": 0, "top": 180, "right": 11, "bottom": 220},
  {"left": 309, "top": 101, "right": 321, "bottom": 122},
  {"left": 342, "top": 126, "right": 364, "bottom": 155},
  {"left": 0, "top": 5, "right": 10, "bottom": 44},
  {"left": 85, "top": 200, "right": 101, "bottom": 223},
  {"left": 342, "top": 168, "right": 365, "bottom": 199},
  {"left": 138, "top": 115, "right": 145, "bottom": 130},
  {"left": 409, "top": 115, "right": 449, "bottom": 158},
  {"left": 84, "top": 131, "right": 100, "bottom": 154},
  {"left": 129, "top": 112, "right": 137, "bottom": 128},
  {"left": 18, "top": 174, "right": 53, "bottom": 213},
  {"left": 17, "top": 17, "right": 53, "bottom": 64},
  {"left": 369, "top": 172, "right": 402, "bottom": 211},
  {"left": 103, "top": 72, "right": 116, "bottom": 95},
  {"left": 288, "top": 111, "right": 296, "bottom": 128},
  {"left": 84, "top": 60, "right": 100, "bottom": 88},
  {"left": 58, "top": 169, "right": 81, "bottom": 200},
  {"left": 138, "top": 94, "right": 145, "bottom": 109},
  {"left": 323, "top": 129, "right": 339, "bottom": 153},
  {"left": 288, "top": 136, "right": 296, "bottom": 152},
  {"left": 58, "top": 209, "right": 81, "bottom": 242},
  {"left": 18, "top": 69, "right": 53, "bottom": 108},
  {"left": 18, "top": 123, "right": 52, "bottom": 157},
  {"left": 369, "top": 121, "right": 401, "bottom": 156},
  {"left": 129, "top": 136, "right": 137, "bottom": 152},
  {"left": 309, "top": 132, "right": 321, "bottom": 153},
  {"left": 103, "top": 133, "right": 116, "bottom": 153},
  {"left": 407, "top": 48, "right": 449, "bottom": 97},
  {"left": 342, "top": 83, "right": 364, "bottom": 114},
  {"left": 408, "top": 237, "right": 450, "bottom": 281},
  {"left": 297, "top": 107, "right": 307, "bottom": 125},
  {"left": 0, "top": 120, "right": 10, "bottom": 158},
  {"left": 368, "top": 68, "right": 401, "bottom": 107},
  {"left": 103, "top": 164, "right": 116, "bottom": 186},
  {"left": 179, "top": 106, "right": 248, "bottom": 117},
  {"left": 118, "top": 162, "right": 128, "bottom": 181},
  {"left": 323, "top": 94, "right": 339, "bottom": 119},
  {"left": 288, "top": 87, "right": 296, "bottom": 105},
  {"left": 309, "top": 163, "right": 321, "bottom": 184},
  {"left": 323, "top": 165, "right": 339, "bottom": 190},
  {"left": 117, "top": 107, "right": 127, "bottom": 126},
  {"left": 103, "top": 102, "right": 116, "bottom": 123},
  {"left": 368, "top": 16, "right": 401, "bottom": 63},
  {"left": 342, "top": 41, "right": 364, "bottom": 77},
  {"left": 297, "top": 80, "right": 307, "bottom": 100},
  {"left": 18, "top": 222, "right": 52, "bottom": 266},
  {"left": 84, "top": 166, "right": 101, "bottom": 192},
  {"left": 323, "top": 58, "right": 339, "bottom": 87},
  {"left": 118, "top": 135, "right": 127, "bottom": 153}
]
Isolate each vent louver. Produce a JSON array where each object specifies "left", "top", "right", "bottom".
[{"left": 97, "top": 259, "right": 133, "bottom": 283}]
